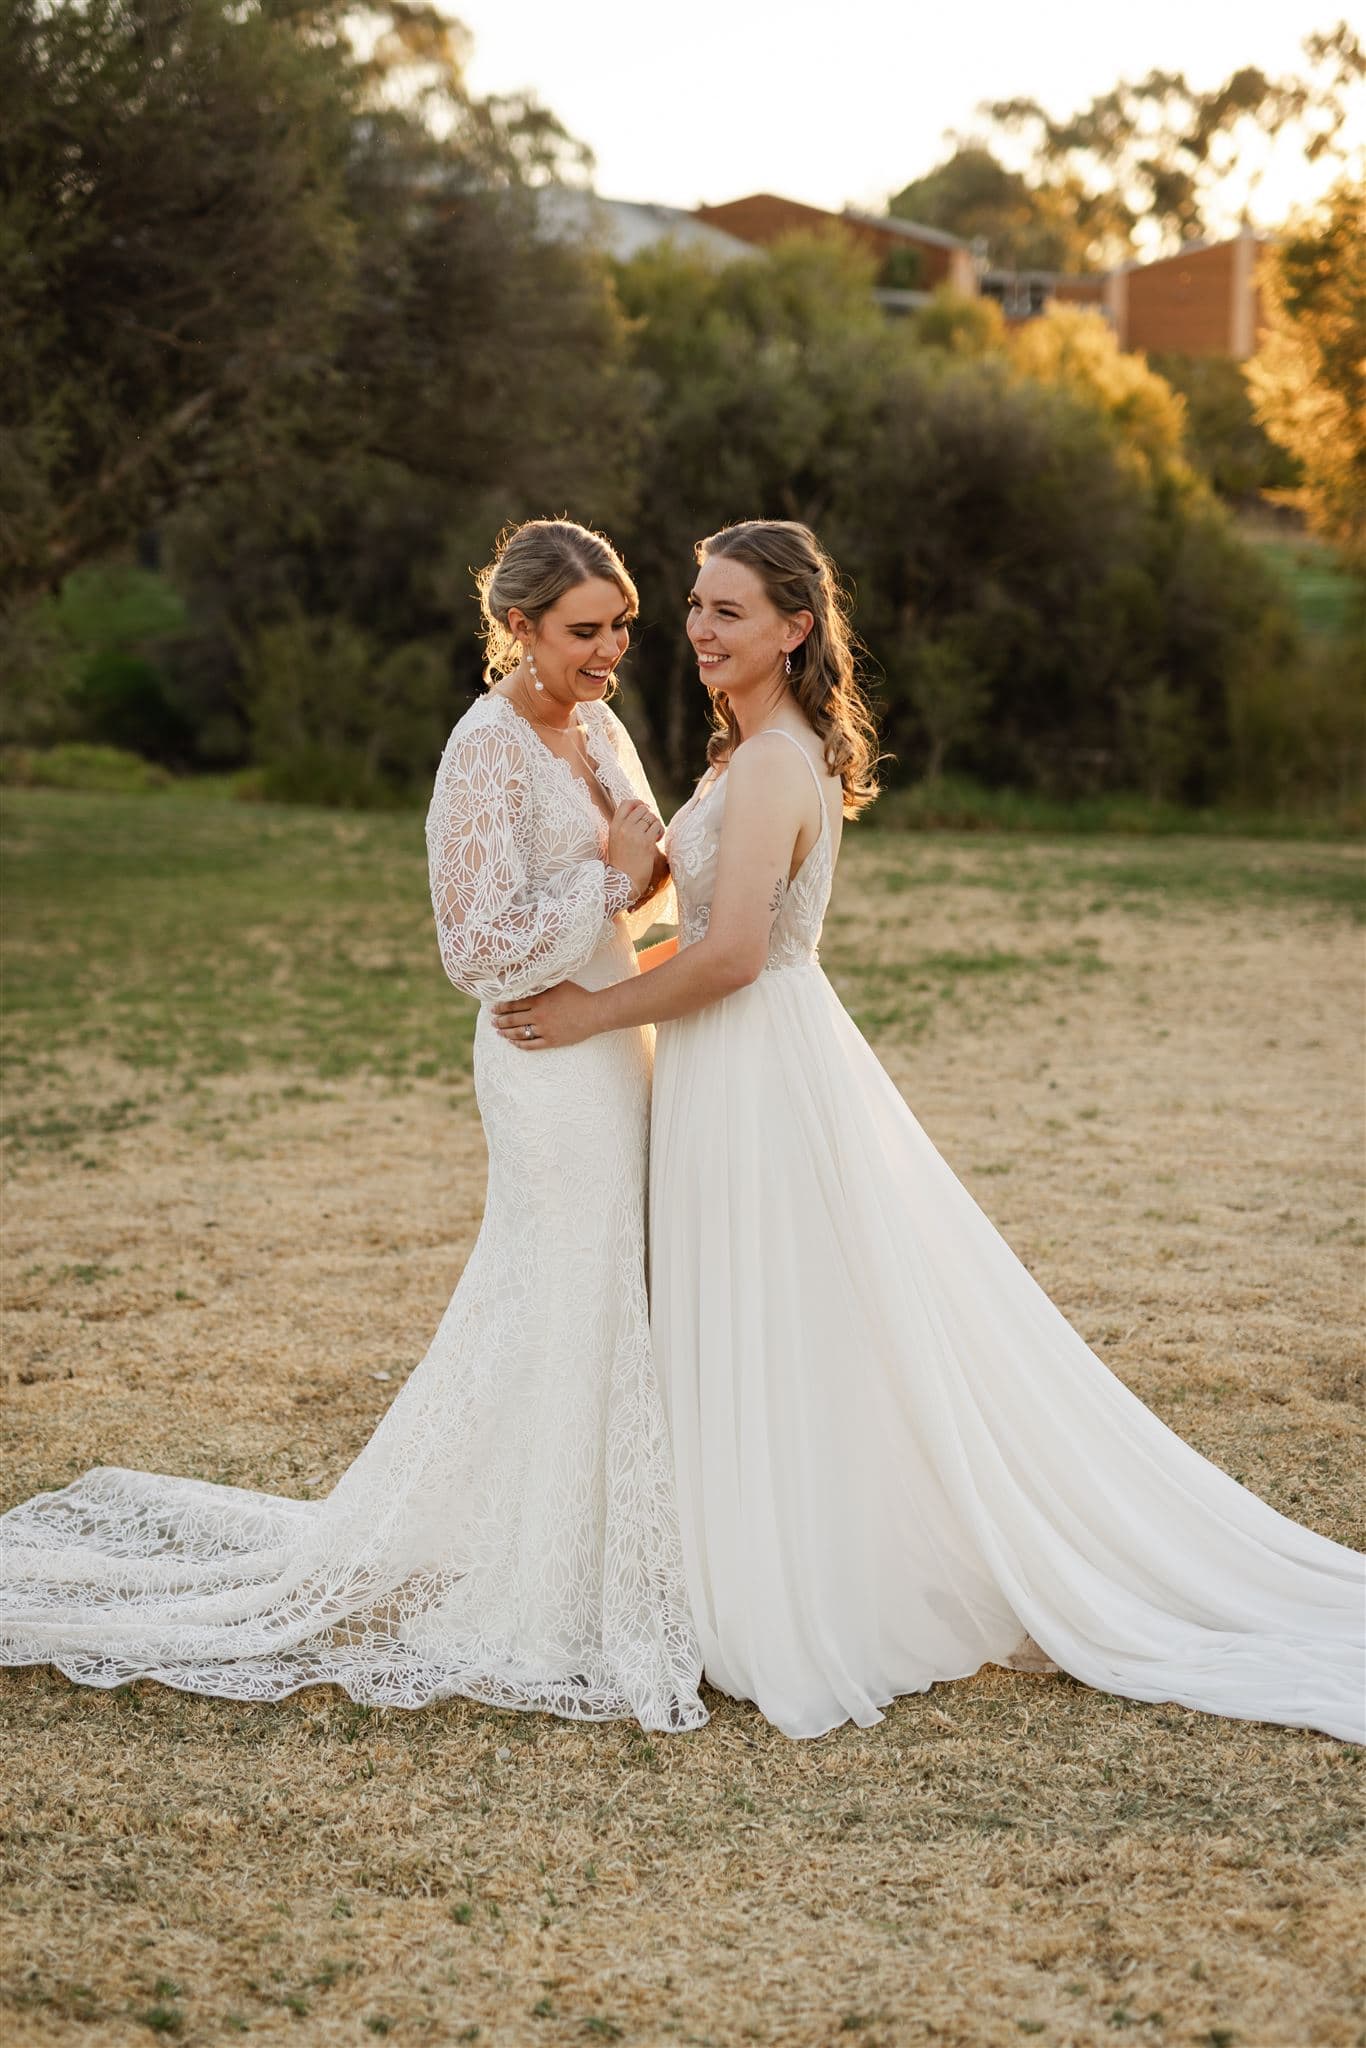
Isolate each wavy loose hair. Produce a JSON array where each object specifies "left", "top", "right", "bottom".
[
  {"left": 697, "top": 521, "right": 880, "bottom": 816},
  {"left": 474, "top": 519, "right": 639, "bottom": 684}
]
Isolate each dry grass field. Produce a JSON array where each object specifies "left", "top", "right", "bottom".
[{"left": 2, "top": 789, "right": 1363, "bottom": 2048}]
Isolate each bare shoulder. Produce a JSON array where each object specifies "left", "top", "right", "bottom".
[
  {"left": 723, "top": 733, "right": 817, "bottom": 841},
  {"left": 729, "top": 728, "right": 821, "bottom": 793}
]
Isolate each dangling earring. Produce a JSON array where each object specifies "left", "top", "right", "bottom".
[
  {"left": 784, "top": 652, "right": 793, "bottom": 678},
  {"left": 526, "top": 645, "right": 545, "bottom": 693}
]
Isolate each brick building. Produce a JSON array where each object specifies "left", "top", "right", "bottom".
[
  {"left": 1106, "top": 227, "right": 1269, "bottom": 359},
  {"left": 983, "top": 228, "right": 1268, "bottom": 359},
  {"left": 693, "top": 192, "right": 977, "bottom": 299},
  {"left": 541, "top": 182, "right": 1271, "bottom": 362}
]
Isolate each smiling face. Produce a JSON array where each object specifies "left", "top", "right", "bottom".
[
  {"left": 509, "top": 576, "right": 632, "bottom": 710},
  {"left": 686, "top": 555, "right": 809, "bottom": 707}
]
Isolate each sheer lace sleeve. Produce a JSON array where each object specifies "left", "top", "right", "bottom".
[
  {"left": 593, "top": 704, "right": 678, "bottom": 938},
  {"left": 425, "top": 708, "right": 617, "bottom": 1003}
]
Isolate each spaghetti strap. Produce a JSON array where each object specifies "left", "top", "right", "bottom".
[{"left": 746, "top": 728, "right": 830, "bottom": 838}]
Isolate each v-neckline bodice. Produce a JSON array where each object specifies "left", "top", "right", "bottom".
[{"left": 488, "top": 693, "right": 619, "bottom": 831}]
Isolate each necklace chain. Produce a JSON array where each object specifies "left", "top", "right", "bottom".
[
  {"left": 513, "top": 669, "right": 584, "bottom": 740},
  {"left": 508, "top": 671, "right": 598, "bottom": 785}
]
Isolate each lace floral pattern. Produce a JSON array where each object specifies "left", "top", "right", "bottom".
[
  {"left": 0, "top": 695, "right": 704, "bottom": 1731},
  {"left": 665, "top": 736, "right": 833, "bottom": 969},
  {"left": 427, "top": 695, "right": 674, "bottom": 1002}
]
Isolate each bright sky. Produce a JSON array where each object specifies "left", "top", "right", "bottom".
[{"left": 455, "top": 0, "right": 1362, "bottom": 236}]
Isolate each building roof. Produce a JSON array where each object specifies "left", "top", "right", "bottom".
[
  {"left": 1111, "top": 226, "right": 1273, "bottom": 277},
  {"left": 981, "top": 269, "right": 1107, "bottom": 287},
  {"left": 842, "top": 208, "right": 968, "bottom": 252},
  {"left": 534, "top": 187, "right": 757, "bottom": 265}
]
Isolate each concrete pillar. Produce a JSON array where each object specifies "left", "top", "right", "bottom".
[
  {"left": 1231, "top": 227, "right": 1257, "bottom": 359},
  {"left": 1104, "top": 267, "right": 1128, "bottom": 349},
  {"left": 950, "top": 247, "right": 978, "bottom": 296}
]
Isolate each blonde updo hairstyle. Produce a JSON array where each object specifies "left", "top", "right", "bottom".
[
  {"left": 699, "top": 520, "right": 881, "bottom": 817},
  {"left": 475, "top": 518, "right": 639, "bottom": 686}
]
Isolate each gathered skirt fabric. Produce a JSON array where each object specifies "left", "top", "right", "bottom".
[
  {"left": 650, "top": 960, "right": 1365, "bottom": 1743},
  {"left": 1, "top": 930, "right": 705, "bottom": 1731}
]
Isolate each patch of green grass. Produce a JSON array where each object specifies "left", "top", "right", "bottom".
[
  {"left": 828, "top": 942, "right": 1111, "bottom": 1038},
  {"left": 1052, "top": 846, "right": 1365, "bottom": 921},
  {"left": 3, "top": 794, "right": 1360, "bottom": 1105},
  {"left": 1242, "top": 529, "right": 1358, "bottom": 638},
  {"left": 137, "top": 2004, "right": 185, "bottom": 2035},
  {"left": 873, "top": 773, "right": 1360, "bottom": 838},
  {"left": 1, "top": 788, "right": 477, "bottom": 1084},
  {"left": 851, "top": 833, "right": 1364, "bottom": 923}
]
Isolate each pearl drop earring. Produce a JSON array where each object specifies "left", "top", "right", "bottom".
[{"left": 526, "top": 646, "right": 545, "bottom": 692}]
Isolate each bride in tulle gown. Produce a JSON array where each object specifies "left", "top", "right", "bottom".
[
  {"left": 495, "top": 518, "right": 1365, "bottom": 1745},
  {"left": 0, "top": 519, "right": 704, "bottom": 1732}
]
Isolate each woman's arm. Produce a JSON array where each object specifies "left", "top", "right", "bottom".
[
  {"left": 629, "top": 846, "right": 674, "bottom": 928},
  {"left": 493, "top": 738, "right": 813, "bottom": 1045},
  {"left": 427, "top": 716, "right": 633, "bottom": 1005}
]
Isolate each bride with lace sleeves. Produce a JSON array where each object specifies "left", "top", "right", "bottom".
[
  {"left": 426, "top": 690, "right": 673, "bottom": 1005},
  {"left": 0, "top": 519, "right": 705, "bottom": 1733}
]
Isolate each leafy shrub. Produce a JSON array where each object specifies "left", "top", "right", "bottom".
[
  {"left": 1009, "top": 304, "right": 1190, "bottom": 482},
  {"left": 3, "top": 564, "right": 196, "bottom": 761},
  {"left": 1149, "top": 352, "right": 1297, "bottom": 503},
  {"left": 826, "top": 356, "right": 1291, "bottom": 800},
  {"left": 244, "top": 615, "right": 458, "bottom": 808},
  {"left": 76, "top": 649, "right": 194, "bottom": 761},
  {"left": 909, "top": 286, "right": 1007, "bottom": 358},
  {"left": 0, "top": 598, "right": 80, "bottom": 745},
  {"left": 0, "top": 743, "right": 173, "bottom": 792},
  {"left": 1225, "top": 616, "right": 1366, "bottom": 813}
]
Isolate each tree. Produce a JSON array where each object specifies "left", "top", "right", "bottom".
[
  {"left": 823, "top": 356, "right": 1288, "bottom": 800},
  {"left": 1147, "top": 353, "right": 1298, "bottom": 505},
  {"left": 1008, "top": 305, "right": 1190, "bottom": 484},
  {"left": 1245, "top": 178, "right": 1366, "bottom": 561},
  {"left": 0, "top": 0, "right": 599, "bottom": 609},
  {"left": 981, "top": 24, "right": 1364, "bottom": 259},
  {"left": 2, "top": 0, "right": 641, "bottom": 782},
  {"left": 890, "top": 145, "right": 1126, "bottom": 274},
  {"left": 0, "top": 0, "right": 361, "bottom": 599},
  {"left": 612, "top": 233, "right": 900, "bottom": 789}
]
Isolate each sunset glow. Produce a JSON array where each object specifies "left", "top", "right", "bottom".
[{"left": 456, "top": 0, "right": 1363, "bottom": 243}]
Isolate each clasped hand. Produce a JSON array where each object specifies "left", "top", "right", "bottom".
[
  {"left": 494, "top": 799, "right": 664, "bottom": 1052},
  {"left": 609, "top": 797, "right": 666, "bottom": 901}
]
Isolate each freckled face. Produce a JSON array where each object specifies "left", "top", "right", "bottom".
[
  {"left": 686, "top": 556, "right": 794, "bottom": 698},
  {"left": 515, "top": 577, "right": 633, "bottom": 707}
]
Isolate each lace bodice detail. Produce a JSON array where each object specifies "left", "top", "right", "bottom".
[
  {"left": 425, "top": 694, "right": 673, "bottom": 1004},
  {"left": 665, "top": 733, "right": 836, "bottom": 969}
]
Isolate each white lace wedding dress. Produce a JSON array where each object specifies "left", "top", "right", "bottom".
[
  {"left": 0, "top": 694, "right": 705, "bottom": 1731},
  {"left": 651, "top": 730, "right": 1365, "bottom": 1743}
]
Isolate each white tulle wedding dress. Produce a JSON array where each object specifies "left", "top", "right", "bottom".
[
  {"left": 0, "top": 694, "right": 705, "bottom": 1731},
  {"left": 651, "top": 729, "right": 1365, "bottom": 1743}
]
